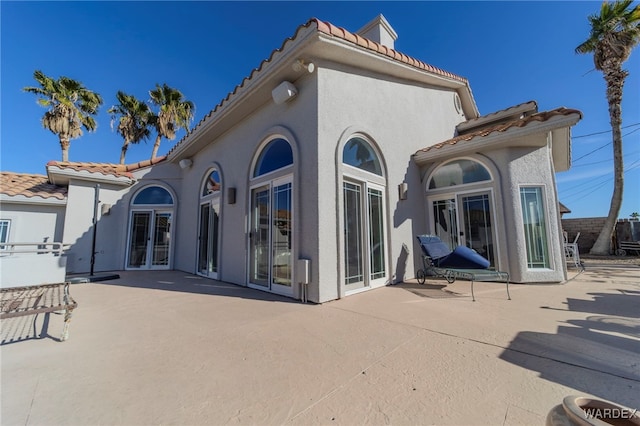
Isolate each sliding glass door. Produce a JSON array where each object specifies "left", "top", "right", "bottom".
[
  {"left": 249, "top": 177, "right": 293, "bottom": 295},
  {"left": 431, "top": 191, "right": 496, "bottom": 267},
  {"left": 343, "top": 179, "right": 387, "bottom": 291}
]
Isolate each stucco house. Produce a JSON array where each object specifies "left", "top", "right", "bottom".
[{"left": 0, "top": 15, "right": 582, "bottom": 302}]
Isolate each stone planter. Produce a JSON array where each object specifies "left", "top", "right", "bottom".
[{"left": 547, "top": 395, "right": 640, "bottom": 426}]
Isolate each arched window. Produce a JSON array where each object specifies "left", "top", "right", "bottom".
[
  {"left": 341, "top": 136, "right": 387, "bottom": 292},
  {"left": 428, "top": 159, "right": 491, "bottom": 189},
  {"left": 202, "top": 169, "right": 221, "bottom": 196},
  {"left": 342, "top": 137, "right": 382, "bottom": 176},
  {"left": 132, "top": 186, "right": 174, "bottom": 205},
  {"left": 127, "top": 185, "right": 175, "bottom": 270},
  {"left": 198, "top": 168, "right": 222, "bottom": 279},
  {"left": 249, "top": 137, "right": 294, "bottom": 296},
  {"left": 253, "top": 138, "right": 293, "bottom": 177}
]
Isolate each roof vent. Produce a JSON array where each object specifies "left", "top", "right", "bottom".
[{"left": 356, "top": 14, "right": 398, "bottom": 49}]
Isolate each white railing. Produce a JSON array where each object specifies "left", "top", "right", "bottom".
[
  {"left": 0, "top": 242, "right": 67, "bottom": 255},
  {"left": 0, "top": 242, "right": 68, "bottom": 288}
]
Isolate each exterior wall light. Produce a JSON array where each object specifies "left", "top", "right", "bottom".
[
  {"left": 293, "top": 59, "right": 315, "bottom": 73},
  {"left": 227, "top": 188, "right": 236, "bottom": 205},
  {"left": 398, "top": 182, "right": 408, "bottom": 200},
  {"left": 271, "top": 81, "right": 298, "bottom": 105}
]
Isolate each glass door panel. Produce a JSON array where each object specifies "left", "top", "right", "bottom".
[
  {"left": 152, "top": 212, "right": 171, "bottom": 266},
  {"left": 198, "top": 203, "right": 211, "bottom": 274},
  {"left": 128, "top": 212, "right": 150, "bottom": 268},
  {"left": 344, "top": 182, "right": 364, "bottom": 288},
  {"left": 198, "top": 201, "right": 220, "bottom": 277},
  {"left": 432, "top": 199, "right": 458, "bottom": 250},
  {"left": 250, "top": 187, "right": 270, "bottom": 287},
  {"left": 460, "top": 193, "right": 495, "bottom": 266},
  {"left": 368, "top": 187, "right": 385, "bottom": 280},
  {"left": 272, "top": 183, "right": 292, "bottom": 287}
]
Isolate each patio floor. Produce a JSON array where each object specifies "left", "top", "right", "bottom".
[{"left": 1, "top": 265, "right": 639, "bottom": 425}]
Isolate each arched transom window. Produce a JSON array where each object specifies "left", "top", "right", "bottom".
[
  {"left": 253, "top": 138, "right": 293, "bottom": 177},
  {"left": 428, "top": 159, "right": 491, "bottom": 189},
  {"left": 342, "top": 137, "right": 383, "bottom": 176},
  {"left": 202, "top": 169, "right": 221, "bottom": 196},
  {"left": 132, "top": 186, "right": 174, "bottom": 205}
]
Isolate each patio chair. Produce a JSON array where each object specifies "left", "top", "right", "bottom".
[
  {"left": 415, "top": 235, "right": 510, "bottom": 301},
  {"left": 563, "top": 232, "right": 583, "bottom": 270}
]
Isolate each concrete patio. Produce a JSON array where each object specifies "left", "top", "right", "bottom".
[{"left": 1, "top": 264, "right": 639, "bottom": 425}]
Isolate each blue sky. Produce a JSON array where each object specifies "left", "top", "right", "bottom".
[{"left": 1, "top": 1, "right": 639, "bottom": 218}]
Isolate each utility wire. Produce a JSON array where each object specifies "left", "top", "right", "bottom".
[
  {"left": 572, "top": 128, "right": 640, "bottom": 163},
  {"left": 571, "top": 149, "right": 640, "bottom": 168},
  {"left": 559, "top": 161, "right": 640, "bottom": 203},
  {"left": 572, "top": 122, "right": 640, "bottom": 139}
]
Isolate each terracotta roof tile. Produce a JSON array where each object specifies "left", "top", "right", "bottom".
[
  {"left": 46, "top": 156, "right": 167, "bottom": 178},
  {"left": 0, "top": 172, "right": 67, "bottom": 200},
  {"left": 168, "top": 18, "right": 467, "bottom": 157},
  {"left": 417, "top": 107, "right": 583, "bottom": 154}
]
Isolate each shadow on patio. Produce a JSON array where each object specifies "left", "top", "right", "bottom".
[
  {"left": 499, "top": 288, "right": 640, "bottom": 409},
  {"left": 87, "top": 270, "right": 302, "bottom": 303}
]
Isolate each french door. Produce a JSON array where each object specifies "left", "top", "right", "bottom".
[
  {"left": 248, "top": 177, "right": 293, "bottom": 295},
  {"left": 127, "top": 210, "right": 172, "bottom": 269},
  {"left": 431, "top": 191, "right": 496, "bottom": 267},
  {"left": 343, "top": 179, "right": 387, "bottom": 291},
  {"left": 197, "top": 199, "right": 220, "bottom": 279}
]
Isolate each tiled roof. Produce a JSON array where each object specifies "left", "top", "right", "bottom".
[
  {"left": 168, "top": 18, "right": 467, "bottom": 157},
  {"left": 0, "top": 172, "right": 67, "bottom": 200},
  {"left": 416, "top": 107, "right": 583, "bottom": 154},
  {"left": 313, "top": 19, "right": 467, "bottom": 83},
  {"left": 46, "top": 156, "right": 167, "bottom": 178}
]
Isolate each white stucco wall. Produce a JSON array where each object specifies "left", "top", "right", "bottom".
[
  {"left": 317, "top": 64, "right": 466, "bottom": 302},
  {"left": 62, "top": 180, "right": 132, "bottom": 273},
  {"left": 499, "top": 142, "right": 565, "bottom": 283},
  {"left": 0, "top": 202, "right": 67, "bottom": 287},
  {"left": 0, "top": 202, "right": 65, "bottom": 244},
  {"left": 170, "top": 73, "right": 319, "bottom": 300}
]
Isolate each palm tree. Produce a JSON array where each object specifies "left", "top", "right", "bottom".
[
  {"left": 575, "top": 0, "right": 640, "bottom": 255},
  {"left": 148, "top": 83, "right": 194, "bottom": 159},
  {"left": 109, "top": 91, "right": 153, "bottom": 164},
  {"left": 23, "top": 70, "right": 103, "bottom": 162}
]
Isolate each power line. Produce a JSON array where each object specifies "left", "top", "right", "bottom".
[
  {"left": 573, "top": 122, "right": 640, "bottom": 139},
  {"left": 572, "top": 149, "right": 640, "bottom": 168},
  {"left": 572, "top": 128, "right": 640, "bottom": 163},
  {"left": 559, "top": 161, "right": 640, "bottom": 203}
]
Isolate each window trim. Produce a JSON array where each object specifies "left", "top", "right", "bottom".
[
  {"left": 519, "top": 185, "right": 552, "bottom": 270},
  {"left": 0, "top": 219, "right": 10, "bottom": 250}
]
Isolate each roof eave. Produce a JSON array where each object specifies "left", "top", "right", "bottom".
[
  {"left": 413, "top": 112, "right": 582, "bottom": 165},
  {"left": 0, "top": 193, "right": 67, "bottom": 206},
  {"left": 47, "top": 166, "right": 134, "bottom": 186}
]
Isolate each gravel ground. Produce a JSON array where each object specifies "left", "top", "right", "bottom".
[{"left": 580, "top": 253, "right": 640, "bottom": 266}]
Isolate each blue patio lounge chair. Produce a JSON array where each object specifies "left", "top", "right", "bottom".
[{"left": 415, "top": 235, "right": 510, "bottom": 301}]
